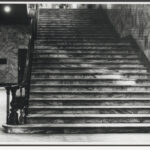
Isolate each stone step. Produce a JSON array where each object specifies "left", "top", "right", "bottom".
[
  {"left": 29, "top": 98, "right": 150, "bottom": 106},
  {"left": 30, "top": 78, "right": 150, "bottom": 85},
  {"left": 32, "top": 61, "right": 141, "bottom": 65},
  {"left": 31, "top": 72, "right": 149, "bottom": 79},
  {"left": 37, "top": 33, "right": 117, "bottom": 37},
  {"left": 30, "top": 91, "right": 150, "bottom": 98},
  {"left": 33, "top": 55, "right": 139, "bottom": 59},
  {"left": 35, "top": 45, "right": 131, "bottom": 49},
  {"left": 30, "top": 84, "right": 150, "bottom": 92},
  {"left": 38, "top": 25, "right": 113, "bottom": 28},
  {"left": 26, "top": 114, "right": 150, "bottom": 124},
  {"left": 33, "top": 51, "right": 136, "bottom": 55},
  {"left": 32, "top": 64, "right": 144, "bottom": 69},
  {"left": 37, "top": 36, "right": 116, "bottom": 39},
  {"left": 4, "top": 123, "right": 150, "bottom": 133},
  {"left": 35, "top": 42, "right": 130, "bottom": 46},
  {"left": 38, "top": 19, "right": 108, "bottom": 21},
  {"left": 31, "top": 69, "right": 148, "bottom": 74},
  {"left": 33, "top": 58, "right": 140, "bottom": 63},
  {"left": 32, "top": 66, "right": 146, "bottom": 71},
  {"left": 35, "top": 40, "right": 118, "bottom": 43},
  {"left": 28, "top": 106, "right": 150, "bottom": 114}
]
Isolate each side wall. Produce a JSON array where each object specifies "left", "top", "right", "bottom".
[
  {"left": 0, "top": 25, "right": 29, "bottom": 84},
  {"left": 102, "top": 4, "right": 150, "bottom": 61}
]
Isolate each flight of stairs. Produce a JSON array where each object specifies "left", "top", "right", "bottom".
[{"left": 5, "top": 8, "right": 150, "bottom": 133}]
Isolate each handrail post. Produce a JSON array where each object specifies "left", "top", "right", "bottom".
[{"left": 5, "top": 86, "right": 11, "bottom": 124}]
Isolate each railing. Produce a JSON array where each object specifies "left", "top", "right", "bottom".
[{"left": 5, "top": 4, "right": 39, "bottom": 125}]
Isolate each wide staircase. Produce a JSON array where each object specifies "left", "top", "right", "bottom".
[{"left": 8, "top": 8, "right": 150, "bottom": 133}]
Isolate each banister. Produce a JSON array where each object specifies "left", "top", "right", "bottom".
[{"left": 5, "top": 4, "right": 39, "bottom": 125}]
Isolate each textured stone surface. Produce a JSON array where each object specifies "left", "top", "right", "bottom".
[
  {"left": 102, "top": 4, "right": 150, "bottom": 61},
  {"left": 0, "top": 25, "right": 29, "bottom": 84}
]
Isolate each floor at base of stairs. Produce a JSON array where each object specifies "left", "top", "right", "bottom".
[{"left": 1, "top": 127, "right": 150, "bottom": 145}]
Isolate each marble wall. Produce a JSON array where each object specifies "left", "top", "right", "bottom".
[
  {"left": 0, "top": 25, "right": 30, "bottom": 85},
  {"left": 102, "top": 4, "right": 150, "bottom": 61}
]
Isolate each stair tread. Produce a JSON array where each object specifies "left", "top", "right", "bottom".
[
  {"left": 29, "top": 98, "right": 150, "bottom": 101},
  {"left": 32, "top": 72, "right": 149, "bottom": 75},
  {"left": 27, "top": 114, "right": 150, "bottom": 117},
  {"left": 29, "top": 106, "right": 150, "bottom": 109},
  {"left": 4, "top": 123, "right": 150, "bottom": 128},
  {"left": 30, "top": 84, "right": 150, "bottom": 87},
  {"left": 30, "top": 91, "right": 150, "bottom": 93},
  {"left": 31, "top": 78, "right": 150, "bottom": 81}
]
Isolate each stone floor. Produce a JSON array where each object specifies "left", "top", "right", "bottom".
[{"left": 0, "top": 88, "right": 150, "bottom": 145}]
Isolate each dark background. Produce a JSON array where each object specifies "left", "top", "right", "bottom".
[{"left": 0, "top": 4, "right": 29, "bottom": 24}]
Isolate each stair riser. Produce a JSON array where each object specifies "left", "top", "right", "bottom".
[
  {"left": 33, "top": 60, "right": 141, "bottom": 64},
  {"left": 31, "top": 80, "right": 150, "bottom": 85},
  {"left": 36, "top": 37, "right": 116, "bottom": 40},
  {"left": 35, "top": 40, "right": 118, "bottom": 43},
  {"left": 38, "top": 27, "right": 113, "bottom": 30},
  {"left": 33, "top": 54, "right": 138, "bottom": 58},
  {"left": 30, "top": 86, "right": 150, "bottom": 92},
  {"left": 31, "top": 74, "right": 148, "bottom": 79},
  {"left": 35, "top": 43, "right": 131, "bottom": 46},
  {"left": 30, "top": 93, "right": 150, "bottom": 98},
  {"left": 29, "top": 100, "right": 150, "bottom": 107},
  {"left": 38, "top": 21, "right": 109, "bottom": 23},
  {"left": 32, "top": 64, "right": 143, "bottom": 68},
  {"left": 33, "top": 55, "right": 139, "bottom": 59},
  {"left": 35, "top": 47, "right": 133, "bottom": 50},
  {"left": 37, "top": 34, "right": 117, "bottom": 37},
  {"left": 28, "top": 108, "right": 150, "bottom": 114},
  {"left": 35, "top": 42, "right": 130, "bottom": 45},
  {"left": 31, "top": 69, "right": 147, "bottom": 73},
  {"left": 5, "top": 126, "right": 150, "bottom": 134},
  {"left": 27, "top": 117, "right": 150, "bottom": 124}
]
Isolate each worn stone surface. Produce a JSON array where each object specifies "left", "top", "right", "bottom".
[
  {"left": 0, "top": 25, "right": 30, "bottom": 84},
  {"left": 102, "top": 4, "right": 150, "bottom": 61}
]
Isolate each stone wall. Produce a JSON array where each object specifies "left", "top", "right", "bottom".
[
  {"left": 0, "top": 25, "right": 30, "bottom": 85},
  {"left": 102, "top": 4, "right": 150, "bottom": 61}
]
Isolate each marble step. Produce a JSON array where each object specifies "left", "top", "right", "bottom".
[
  {"left": 32, "top": 61, "right": 142, "bottom": 65},
  {"left": 38, "top": 27, "right": 114, "bottom": 30},
  {"left": 33, "top": 51, "right": 137, "bottom": 56},
  {"left": 26, "top": 114, "right": 150, "bottom": 124},
  {"left": 30, "top": 91, "right": 150, "bottom": 98},
  {"left": 37, "top": 34, "right": 116, "bottom": 37},
  {"left": 37, "top": 34, "right": 117, "bottom": 37},
  {"left": 34, "top": 45, "right": 131, "bottom": 49},
  {"left": 32, "top": 66, "right": 146, "bottom": 71},
  {"left": 35, "top": 43, "right": 131, "bottom": 46},
  {"left": 36, "top": 37, "right": 116, "bottom": 40},
  {"left": 4, "top": 123, "right": 150, "bottom": 133},
  {"left": 28, "top": 106, "right": 150, "bottom": 114},
  {"left": 33, "top": 54, "right": 139, "bottom": 59},
  {"left": 35, "top": 42, "right": 130, "bottom": 46},
  {"left": 32, "top": 67, "right": 147, "bottom": 73},
  {"left": 31, "top": 72, "right": 149, "bottom": 79},
  {"left": 31, "top": 69, "right": 148, "bottom": 74},
  {"left": 35, "top": 40, "right": 118, "bottom": 43},
  {"left": 37, "top": 23, "right": 112, "bottom": 29},
  {"left": 29, "top": 98, "right": 150, "bottom": 106},
  {"left": 30, "top": 84, "right": 150, "bottom": 92},
  {"left": 38, "top": 24, "right": 112, "bottom": 26},
  {"left": 33, "top": 57, "right": 141, "bottom": 63},
  {"left": 38, "top": 19, "right": 109, "bottom": 22},
  {"left": 32, "top": 64, "right": 144, "bottom": 69},
  {"left": 30, "top": 78, "right": 150, "bottom": 85}
]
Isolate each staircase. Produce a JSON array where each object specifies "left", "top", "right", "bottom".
[{"left": 5, "top": 8, "right": 150, "bottom": 133}]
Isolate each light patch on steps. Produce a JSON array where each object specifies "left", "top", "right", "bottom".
[
  {"left": 95, "top": 75, "right": 123, "bottom": 79},
  {"left": 116, "top": 81, "right": 136, "bottom": 85}
]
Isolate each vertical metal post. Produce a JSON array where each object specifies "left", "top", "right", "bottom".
[{"left": 5, "top": 86, "right": 10, "bottom": 124}]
